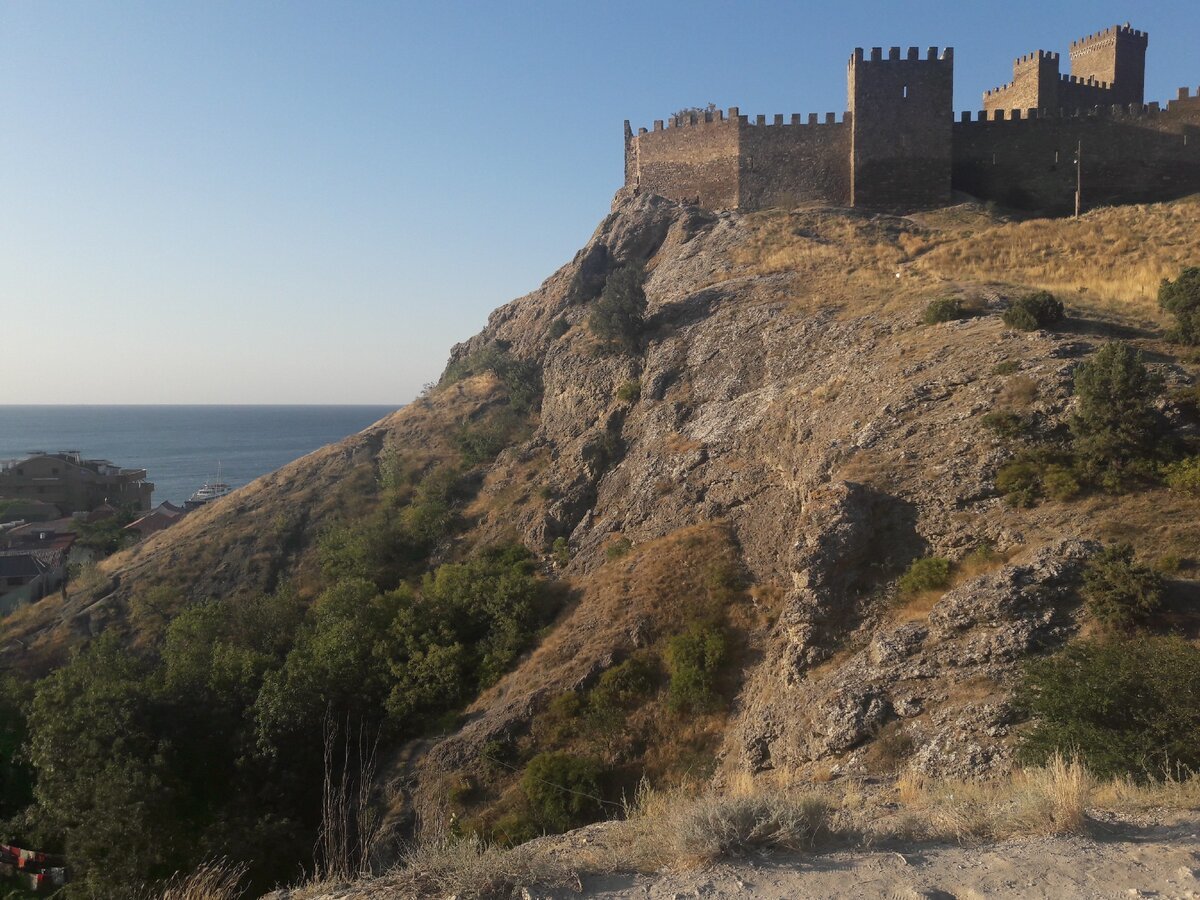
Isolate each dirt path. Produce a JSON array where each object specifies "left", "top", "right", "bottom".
[{"left": 555, "top": 819, "right": 1200, "bottom": 900}]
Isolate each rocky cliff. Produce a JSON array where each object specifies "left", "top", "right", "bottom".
[{"left": 8, "top": 191, "right": 1199, "bottom": 844}]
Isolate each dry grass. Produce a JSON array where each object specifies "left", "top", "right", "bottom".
[
  {"left": 913, "top": 196, "right": 1200, "bottom": 319},
  {"left": 892, "top": 754, "right": 1091, "bottom": 843},
  {"left": 619, "top": 778, "right": 830, "bottom": 868},
  {"left": 274, "top": 757, "right": 1200, "bottom": 898},
  {"left": 153, "top": 859, "right": 247, "bottom": 900}
]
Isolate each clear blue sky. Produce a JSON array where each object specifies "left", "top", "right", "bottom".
[{"left": 2, "top": 1, "right": 1197, "bottom": 404}]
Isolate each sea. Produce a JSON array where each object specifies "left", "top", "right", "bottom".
[{"left": 0, "top": 405, "right": 398, "bottom": 507}]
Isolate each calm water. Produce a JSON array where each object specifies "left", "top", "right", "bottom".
[{"left": 0, "top": 406, "right": 397, "bottom": 506}]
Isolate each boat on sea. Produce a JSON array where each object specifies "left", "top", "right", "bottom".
[{"left": 185, "top": 464, "right": 233, "bottom": 509}]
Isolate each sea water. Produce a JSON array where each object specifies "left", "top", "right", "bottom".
[{"left": 0, "top": 405, "right": 397, "bottom": 507}]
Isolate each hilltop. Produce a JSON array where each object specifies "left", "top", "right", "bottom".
[{"left": 4, "top": 190, "right": 1200, "bottom": 896}]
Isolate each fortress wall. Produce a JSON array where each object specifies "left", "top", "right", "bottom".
[
  {"left": 625, "top": 112, "right": 739, "bottom": 209},
  {"left": 952, "top": 103, "right": 1200, "bottom": 214},
  {"left": 985, "top": 51, "right": 1061, "bottom": 114},
  {"left": 849, "top": 48, "right": 955, "bottom": 210},
  {"left": 1057, "top": 74, "right": 1117, "bottom": 111},
  {"left": 738, "top": 116, "right": 851, "bottom": 208}
]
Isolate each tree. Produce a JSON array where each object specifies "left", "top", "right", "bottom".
[
  {"left": 521, "top": 752, "right": 605, "bottom": 833},
  {"left": 1081, "top": 544, "right": 1163, "bottom": 630},
  {"left": 1019, "top": 636, "right": 1200, "bottom": 779},
  {"left": 1158, "top": 266, "right": 1200, "bottom": 344},
  {"left": 588, "top": 264, "right": 647, "bottom": 353},
  {"left": 1069, "top": 342, "right": 1162, "bottom": 476},
  {"left": 1002, "top": 291, "right": 1064, "bottom": 331}
]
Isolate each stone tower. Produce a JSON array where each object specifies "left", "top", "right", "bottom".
[
  {"left": 848, "top": 46, "right": 954, "bottom": 210},
  {"left": 1068, "top": 24, "right": 1148, "bottom": 105}
]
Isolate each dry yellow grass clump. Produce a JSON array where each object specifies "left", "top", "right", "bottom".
[{"left": 914, "top": 196, "right": 1200, "bottom": 317}]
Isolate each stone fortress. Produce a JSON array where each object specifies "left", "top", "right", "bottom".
[{"left": 623, "top": 23, "right": 1200, "bottom": 214}]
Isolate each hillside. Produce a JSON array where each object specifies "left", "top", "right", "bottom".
[{"left": 4, "top": 190, "right": 1200, "bottom": 896}]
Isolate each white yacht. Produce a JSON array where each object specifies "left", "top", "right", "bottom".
[{"left": 185, "top": 464, "right": 233, "bottom": 509}]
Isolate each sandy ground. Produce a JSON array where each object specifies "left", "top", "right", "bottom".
[{"left": 546, "top": 818, "right": 1200, "bottom": 900}]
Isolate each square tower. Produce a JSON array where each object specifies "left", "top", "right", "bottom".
[
  {"left": 849, "top": 46, "right": 954, "bottom": 210},
  {"left": 1069, "top": 24, "right": 1148, "bottom": 106}
]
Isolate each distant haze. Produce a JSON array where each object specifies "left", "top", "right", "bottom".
[{"left": 2, "top": 0, "right": 1197, "bottom": 404}]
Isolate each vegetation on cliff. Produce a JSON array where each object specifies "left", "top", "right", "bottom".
[{"left": 2, "top": 193, "right": 1200, "bottom": 898}]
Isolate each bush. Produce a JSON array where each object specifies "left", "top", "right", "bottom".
[
  {"left": 551, "top": 536, "right": 570, "bottom": 567},
  {"left": 996, "top": 459, "right": 1042, "bottom": 507},
  {"left": 521, "top": 752, "right": 605, "bottom": 833},
  {"left": 666, "top": 624, "right": 726, "bottom": 713},
  {"left": 1019, "top": 636, "right": 1200, "bottom": 779},
  {"left": 1081, "top": 544, "right": 1163, "bottom": 630},
  {"left": 588, "top": 265, "right": 647, "bottom": 353},
  {"left": 455, "top": 410, "right": 525, "bottom": 466},
  {"left": 605, "top": 537, "right": 632, "bottom": 561},
  {"left": 1070, "top": 342, "right": 1162, "bottom": 476},
  {"left": 921, "top": 297, "right": 969, "bottom": 325},
  {"left": 1158, "top": 266, "right": 1200, "bottom": 345},
  {"left": 1041, "top": 464, "right": 1082, "bottom": 501},
  {"left": 897, "top": 557, "right": 951, "bottom": 595},
  {"left": 547, "top": 317, "right": 570, "bottom": 340},
  {"left": 981, "top": 410, "right": 1026, "bottom": 440},
  {"left": 441, "top": 345, "right": 543, "bottom": 413},
  {"left": 588, "top": 654, "right": 657, "bottom": 725},
  {"left": 1163, "top": 456, "right": 1200, "bottom": 494},
  {"left": 616, "top": 379, "right": 641, "bottom": 403},
  {"left": 1003, "top": 291, "right": 1064, "bottom": 331}
]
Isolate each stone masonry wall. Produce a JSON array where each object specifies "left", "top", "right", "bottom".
[
  {"left": 625, "top": 111, "right": 739, "bottom": 210},
  {"left": 849, "top": 47, "right": 955, "bottom": 210},
  {"left": 985, "top": 51, "right": 1061, "bottom": 114},
  {"left": 953, "top": 93, "right": 1200, "bottom": 214},
  {"left": 739, "top": 115, "right": 850, "bottom": 208}
]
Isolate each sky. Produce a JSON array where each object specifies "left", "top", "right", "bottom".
[{"left": 2, "top": 1, "right": 1197, "bottom": 405}]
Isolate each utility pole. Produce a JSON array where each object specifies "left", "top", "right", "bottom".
[{"left": 1080, "top": 140, "right": 1089, "bottom": 219}]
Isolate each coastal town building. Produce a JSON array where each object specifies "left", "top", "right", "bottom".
[
  {"left": 0, "top": 450, "right": 153, "bottom": 515},
  {"left": 623, "top": 22, "right": 1200, "bottom": 214}
]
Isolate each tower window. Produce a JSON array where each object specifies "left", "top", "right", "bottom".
[
  {"left": 1055, "top": 150, "right": 1060, "bottom": 163},
  {"left": 902, "top": 85, "right": 909, "bottom": 99}
]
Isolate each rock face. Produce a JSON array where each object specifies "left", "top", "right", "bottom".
[
  {"left": 732, "top": 538, "right": 1097, "bottom": 779},
  {"left": 17, "top": 191, "right": 1193, "bottom": 832}
]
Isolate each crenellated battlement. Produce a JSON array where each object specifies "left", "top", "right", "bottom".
[
  {"left": 850, "top": 46, "right": 952, "bottom": 63},
  {"left": 957, "top": 101, "right": 1167, "bottom": 125},
  {"left": 622, "top": 19, "right": 1198, "bottom": 215},
  {"left": 1070, "top": 23, "right": 1148, "bottom": 51}
]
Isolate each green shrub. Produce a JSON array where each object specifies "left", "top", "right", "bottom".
[
  {"left": 551, "top": 536, "right": 570, "bottom": 567},
  {"left": 1163, "top": 456, "right": 1200, "bottom": 494},
  {"left": 588, "top": 654, "right": 657, "bottom": 724},
  {"left": 1041, "top": 464, "right": 1082, "bottom": 501},
  {"left": 616, "top": 379, "right": 641, "bottom": 403},
  {"left": 588, "top": 264, "right": 647, "bottom": 353},
  {"left": 1158, "top": 266, "right": 1200, "bottom": 345},
  {"left": 897, "top": 557, "right": 951, "bottom": 595},
  {"left": 1002, "top": 291, "right": 1064, "bottom": 331},
  {"left": 981, "top": 410, "right": 1026, "bottom": 440},
  {"left": 441, "top": 344, "right": 543, "bottom": 413},
  {"left": 992, "top": 360, "right": 1021, "bottom": 376},
  {"left": 1081, "top": 544, "right": 1163, "bottom": 630},
  {"left": 605, "top": 537, "right": 632, "bottom": 561},
  {"left": 1018, "top": 636, "right": 1200, "bottom": 779},
  {"left": 480, "top": 739, "right": 516, "bottom": 772},
  {"left": 666, "top": 624, "right": 727, "bottom": 713},
  {"left": 548, "top": 317, "right": 570, "bottom": 340},
  {"left": 454, "top": 410, "right": 525, "bottom": 466},
  {"left": 1070, "top": 342, "right": 1162, "bottom": 476},
  {"left": 521, "top": 752, "right": 605, "bottom": 833},
  {"left": 996, "top": 460, "right": 1041, "bottom": 506},
  {"left": 921, "top": 297, "right": 969, "bottom": 325}
]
